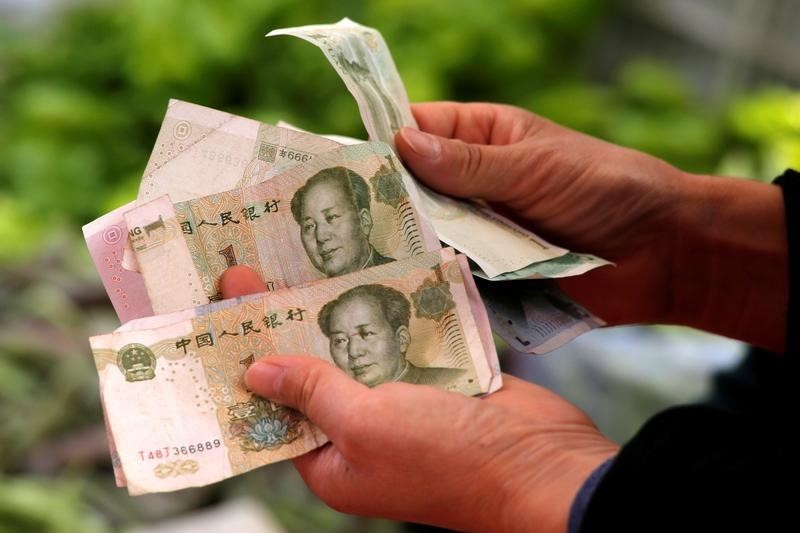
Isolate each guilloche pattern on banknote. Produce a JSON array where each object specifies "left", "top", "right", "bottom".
[
  {"left": 138, "top": 99, "right": 341, "bottom": 204},
  {"left": 82, "top": 201, "right": 155, "bottom": 322},
  {"left": 126, "top": 142, "right": 440, "bottom": 315},
  {"left": 90, "top": 250, "right": 496, "bottom": 494}
]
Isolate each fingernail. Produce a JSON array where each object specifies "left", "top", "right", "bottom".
[
  {"left": 400, "top": 127, "right": 441, "bottom": 159},
  {"left": 245, "top": 362, "right": 283, "bottom": 395}
]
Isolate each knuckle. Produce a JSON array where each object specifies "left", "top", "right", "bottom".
[
  {"left": 290, "top": 363, "right": 325, "bottom": 412},
  {"left": 461, "top": 141, "right": 484, "bottom": 180}
]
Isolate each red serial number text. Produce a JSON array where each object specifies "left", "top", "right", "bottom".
[{"left": 138, "top": 439, "right": 222, "bottom": 461}]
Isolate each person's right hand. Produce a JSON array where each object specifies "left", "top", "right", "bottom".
[{"left": 396, "top": 102, "right": 787, "bottom": 351}]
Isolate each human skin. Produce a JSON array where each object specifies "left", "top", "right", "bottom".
[
  {"left": 298, "top": 179, "right": 373, "bottom": 276},
  {"left": 326, "top": 295, "right": 410, "bottom": 386},
  {"left": 396, "top": 102, "right": 788, "bottom": 353},
  {"left": 221, "top": 267, "right": 618, "bottom": 533},
  {"left": 221, "top": 100, "right": 788, "bottom": 531}
]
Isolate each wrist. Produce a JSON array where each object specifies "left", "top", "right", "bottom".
[
  {"left": 488, "top": 429, "right": 618, "bottom": 533},
  {"left": 667, "top": 172, "right": 788, "bottom": 351},
  {"left": 567, "top": 457, "right": 615, "bottom": 533}
]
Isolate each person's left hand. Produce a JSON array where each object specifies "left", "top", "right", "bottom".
[{"left": 221, "top": 266, "right": 618, "bottom": 532}]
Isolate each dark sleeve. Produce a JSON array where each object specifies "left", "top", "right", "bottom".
[
  {"left": 775, "top": 169, "right": 800, "bottom": 354},
  {"left": 578, "top": 169, "right": 799, "bottom": 533}
]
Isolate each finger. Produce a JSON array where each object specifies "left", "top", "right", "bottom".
[
  {"left": 410, "top": 101, "right": 538, "bottom": 145},
  {"left": 410, "top": 102, "right": 497, "bottom": 143},
  {"left": 220, "top": 265, "right": 267, "bottom": 298},
  {"left": 396, "top": 126, "right": 529, "bottom": 202},
  {"left": 245, "top": 356, "right": 366, "bottom": 436}
]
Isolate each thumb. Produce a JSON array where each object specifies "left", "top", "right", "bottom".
[
  {"left": 396, "top": 127, "right": 526, "bottom": 202},
  {"left": 245, "top": 356, "right": 365, "bottom": 436},
  {"left": 220, "top": 265, "right": 267, "bottom": 298}
]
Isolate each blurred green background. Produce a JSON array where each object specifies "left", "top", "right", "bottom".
[{"left": 1, "top": 0, "right": 799, "bottom": 531}]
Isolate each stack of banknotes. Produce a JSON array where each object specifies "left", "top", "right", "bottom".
[{"left": 84, "top": 19, "right": 607, "bottom": 495}]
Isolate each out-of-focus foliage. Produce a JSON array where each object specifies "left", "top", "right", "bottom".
[
  {"left": 0, "top": 0, "right": 607, "bottom": 264},
  {"left": 727, "top": 88, "right": 800, "bottom": 178},
  {"left": 0, "top": 477, "right": 108, "bottom": 533},
  {"left": 1, "top": 0, "right": 799, "bottom": 530}
]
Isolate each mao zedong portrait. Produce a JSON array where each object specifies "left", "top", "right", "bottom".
[
  {"left": 290, "top": 167, "right": 394, "bottom": 277},
  {"left": 317, "top": 284, "right": 465, "bottom": 387}
]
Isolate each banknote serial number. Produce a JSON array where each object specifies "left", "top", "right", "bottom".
[
  {"left": 280, "top": 150, "right": 312, "bottom": 162},
  {"left": 138, "top": 440, "right": 221, "bottom": 461},
  {"left": 199, "top": 149, "right": 248, "bottom": 169}
]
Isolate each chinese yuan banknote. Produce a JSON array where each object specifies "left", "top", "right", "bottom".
[
  {"left": 476, "top": 279, "right": 606, "bottom": 354},
  {"left": 125, "top": 142, "right": 440, "bottom": 315},
  {"left": 269, "top": 19, "right": 575, "bottom": 278},
  {"left": 90, "top": 250, "right": 500, "bottom": 494},
  {"left": 471, "top": 253, "right": 611, "bottom": 282},
  {"left": 83, "top": 100, "right": 342, "bottom": 323},
  {"left": 83, "top": 202, "right": 155, "bottom": 322},
  {"left": 138, "top": 99, "right": 342, "bottom": 203}
]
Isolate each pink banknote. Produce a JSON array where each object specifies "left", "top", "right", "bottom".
[{"left": 83, "top": 201, "right": 154, "bottom": 323}]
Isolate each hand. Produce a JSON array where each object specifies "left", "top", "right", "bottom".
[
  {"left": 396, "top": 102, "right": 787, "bottom": 351},
  {"left": 396, "top": 102, "right": 681, "bottom": 326},
  {"left": 221, "top": 266, "right": 618, "bottom": 532}
]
